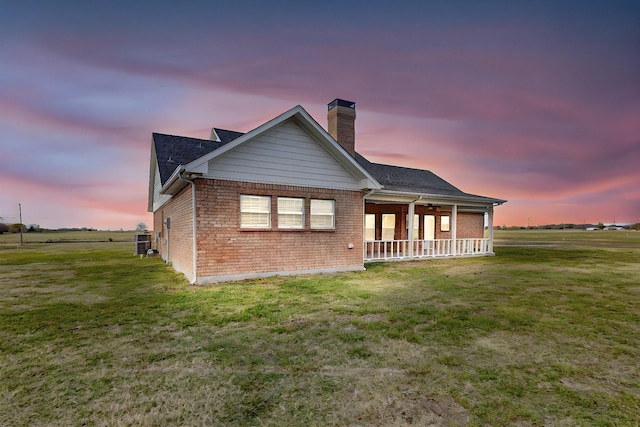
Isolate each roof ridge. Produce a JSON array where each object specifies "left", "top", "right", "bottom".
[
  {"left": 213, "top": 127, "right": 244, "bottom": 134},
  {"left": 153, "top": 132, "right": 212, "bottom": 142},
  {"left": 367, "top": 159, "right": 434, "bottom": 174}
]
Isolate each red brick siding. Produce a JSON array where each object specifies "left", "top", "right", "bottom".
[
  {"left": 195, "top": 179, "right": 364, "bottom": 279},
  {"left": 456, "top": 212, "right": 485, "bottom": 238},
  {"left": 152, "top": 185, "right": 194, "bottom": 278}
]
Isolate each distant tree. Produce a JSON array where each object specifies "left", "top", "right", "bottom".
[
  {"left": 8, "top": 223, "right": 26, "bottom": 233},
  {"left": 597, "top": 222, "right": 605, "bottom": 230},
  {"left": 136, "top": 223, "right": 149, "bottom": 232},
  {"left": 0, "top": 223, "right": 8, "bottom": 234}
]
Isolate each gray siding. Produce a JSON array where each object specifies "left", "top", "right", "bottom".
[{"left": 204, "top": 120, "right": 363, "bottom": 190}]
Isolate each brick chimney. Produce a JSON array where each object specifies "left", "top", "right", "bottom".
[{"left": 327, "top": 98, "right": 356, "bottom": 157}]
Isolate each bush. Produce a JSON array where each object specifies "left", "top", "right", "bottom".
[{"left": 8, "top": 224, "right": 27, "bottom": 233}]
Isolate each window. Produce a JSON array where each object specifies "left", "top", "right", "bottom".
[
  {"left": 240, "top": 195, "right": 270, "bottom": 228},
  {"left": 381, "top": 214, "right": 395, "bottom": 240},
  {"left": 311, "top": 199, "right": 335, "bottom": 229},
  {"left": 441, "top": 215, "right": 450, "bottom": 232},
  {"left": 364, "top": 214, "right": 376, "bottom": 240},
  {"left": 278, "top": 197, "right": 304, "bottom": 229},
  {"left": 406, "top": 214, "right": 419, "bottom": 239}
]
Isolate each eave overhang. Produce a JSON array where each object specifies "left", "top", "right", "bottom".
[
  {"left": 160, "top": 166, "right": 189, "bottom": 196},
  {"left": 365, "top": 188, "right": 507, "bottom": 208}
]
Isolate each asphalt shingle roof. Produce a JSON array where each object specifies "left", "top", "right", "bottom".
[
  {"left": 153, "top": 127, "right": 501, "bottom": 203},
  {"left": 355, "top": 153, "right": 502, "bottom": 203},
  {"left": 153, "top": 129, "right": 243, "bottom": 185}
]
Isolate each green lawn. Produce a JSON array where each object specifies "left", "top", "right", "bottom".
[{"left": 1, "top": 231, "right": 639, "bottom": 426}]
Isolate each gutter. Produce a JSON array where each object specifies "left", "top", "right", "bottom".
[
  {"left": 368, "top": 188, "right": 506, "bottom": 206},
  {"left": 178, "top": 169, "right": 198, "bottom": 285}
]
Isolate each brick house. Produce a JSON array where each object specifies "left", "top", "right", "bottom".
[{"left": 148, "top": 99, "right": 506, "bottom": 284}]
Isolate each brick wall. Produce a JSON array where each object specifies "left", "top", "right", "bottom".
[
  {"left": 153, "top": 185, "right": 194, "bottom": 280},
  {"left": 456, "top": 212, "right": 485, "bottom": 238},
  {"left": 195, "top": 179, "right": 364, "bottom": 281}
]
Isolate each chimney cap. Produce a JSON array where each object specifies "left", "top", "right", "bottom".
[{"left": 328, "top": 98, "right": 356, "bottom": 110}]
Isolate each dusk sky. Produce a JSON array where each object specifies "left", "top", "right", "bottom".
[{"left": 1, "top": 1, "right": 638, "bottom": 229}]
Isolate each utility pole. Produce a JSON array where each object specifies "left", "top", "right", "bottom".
[{"left": 19, "top": 203, "right": 23, "bottom": 246}]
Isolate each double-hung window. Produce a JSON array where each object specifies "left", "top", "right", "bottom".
[
  {"left": 310, "top": 199, "right": 335, "bottom": 229},
  {"left": 440, "top": 215, "right": 450, "bottom": 232},
  {"left": 364, "top": 214, "right": 376, "bottom": 240},
  {"left": 278, "top": 197, "right": 304, "bottom": 229},
  {"left": 381, "top": 214, "right": 396, "bottom": 240},
  {"left": 240, "top": 195, "right": 270, "bottom": 228}
]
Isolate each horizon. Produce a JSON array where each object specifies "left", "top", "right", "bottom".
[{"left": 1, "top": 1, "right": 638, "bottom": 229}]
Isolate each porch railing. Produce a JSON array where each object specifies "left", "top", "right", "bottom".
[{"left": 364, "top": 238, "right": 490, "bottom": 262}]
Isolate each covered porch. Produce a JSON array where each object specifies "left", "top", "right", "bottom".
[{"left": 363, "top": 192, "right": 498, "bottom": 262}]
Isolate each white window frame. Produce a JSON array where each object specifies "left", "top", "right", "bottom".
[
  {"left": 441, "top": 215, "right": 450, "bottom": 232},
  {"left": 381, "top": 214, "right": 395, "bottom": 240},
  {"left": 364, "top": 213, "right": 376, "bottom": 240},
  {"left": 310, "top": 199, "right": 335, "bottom": 230},
  {"left": 240, "top": 195, "right": 271, "bottom": 228},
  {"left": 278, "top": 197, "right": 304, "bottom": 229}
]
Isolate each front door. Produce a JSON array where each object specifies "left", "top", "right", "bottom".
[{"left": 424, "top": 215, "right": 435, "bottom": 240}]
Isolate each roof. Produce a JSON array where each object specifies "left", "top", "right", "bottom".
[
  {"left": 153, "top": 129, "right": 243, "bottom": 186},
  {"left": 150, "top": 106, "right": 505, "bottom": 208},
  {"left": 355, "top": 153, "right": 506, "bottom": 205}
]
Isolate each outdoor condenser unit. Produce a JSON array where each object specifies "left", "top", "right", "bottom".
[{"left": 134, "top": 233, "right": 151, "bottom": 255}]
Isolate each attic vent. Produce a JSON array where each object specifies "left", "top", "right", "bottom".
[{"left": 210, "top": 128, "right": 221, "bottom": 142}]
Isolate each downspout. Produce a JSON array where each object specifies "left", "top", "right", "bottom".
[{"left": 178, "top": 170, "right": 197, "bottom": 284}]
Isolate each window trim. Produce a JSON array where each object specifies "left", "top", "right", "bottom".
[
  {"left": 277, "top": 197, "right": 305, "bottom": 229},
  {"left": 381, "top": 213, "right": 396, "bottom": 240},
  {"left": 310, "top": 199, "right": 335, "bottom": 230},
  {"left": 440, "top": 215, "right": 450, "bottom": 232},
  {"left": 240, "top": 195, "right": 271, "bottom": 229},
  {"left": 364, "top": 213, "right": 376, "bottom": 240}
]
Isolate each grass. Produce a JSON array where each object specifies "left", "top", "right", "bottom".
[
  {"left": 0, "top": 230, "right": 137, "bottom": 246},
  {"left": 1, "top": 230, "right": 639, "bottom": 426}
]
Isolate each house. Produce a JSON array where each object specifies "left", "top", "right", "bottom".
[{"left": 148, "top": 99, "right": 506, "bottom": 284}]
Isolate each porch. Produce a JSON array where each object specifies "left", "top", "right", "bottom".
[
  {"left": 364, "top": 237, "right": 490, "bottom": 261},
  {"left": 362, "top": 193, "right": 497, "bottom": 263}
]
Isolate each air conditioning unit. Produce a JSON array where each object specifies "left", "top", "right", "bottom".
[{"left": 134, "top": 233, "right": 152, "bottom": 255}]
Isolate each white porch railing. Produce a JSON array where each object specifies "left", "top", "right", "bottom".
[
  {"left": 364, "top": 240, "right": 411, "bottom": 260},
  {"left": 364, "top": 238, "right": 490, "bottom": 262}
]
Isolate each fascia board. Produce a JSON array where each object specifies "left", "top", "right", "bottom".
[
  {"left": 147, "top": 140, "right": 157, "bottom": 212},
  {"left": 160, "top": 165, "right": 187, "bottom": 195},
  {"left": 366, "top": 190, "right": 505, "bottom": 207}
]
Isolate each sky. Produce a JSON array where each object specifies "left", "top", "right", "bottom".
[{"left": 1, "top": 0, "right": 638, "bottom": 229}]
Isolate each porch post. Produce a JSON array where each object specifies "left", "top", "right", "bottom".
[
  {"left": 488, "top": 205, "right": 494, "bottom": 253},
  {"left": 451, "top": 204, "right": 457, "bottom": 256},
  {"left": 408, "top": 201, "right": 415, "bottom": 257}
]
